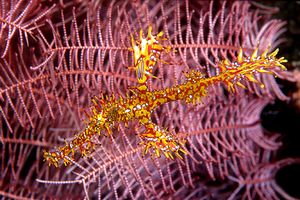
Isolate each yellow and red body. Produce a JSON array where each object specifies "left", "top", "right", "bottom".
[{"left": 43, "top": 27, "right": 287, "bottom": 167}]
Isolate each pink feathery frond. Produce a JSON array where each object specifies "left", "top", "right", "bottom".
[{"left": 0, "top": 0, "right": 296, "bottom": 199}]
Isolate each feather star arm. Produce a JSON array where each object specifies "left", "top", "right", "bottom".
[{"left": 43, "top": 26, "right": 287, "bottom": 167}]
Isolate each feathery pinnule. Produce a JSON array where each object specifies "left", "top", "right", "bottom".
[{"left": 0, "top": 1, "right": 296, "bottom": 200}]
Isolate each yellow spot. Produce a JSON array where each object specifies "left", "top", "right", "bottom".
[
  {"left": 269, "top": 48, "right": 279, "bottom": 57},
  {"left": 251, "top": 48, "right": 258, "bottom": 60},
  {"left": 261, "top": 45, "right": 270, "bottom": 58},
  {"left": 238, "top": 48, "right": 243, "bottom": 63}
]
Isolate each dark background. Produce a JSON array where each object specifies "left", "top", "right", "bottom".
[{"left": 259, "top": 1, "right": 300, "bottom": 198}]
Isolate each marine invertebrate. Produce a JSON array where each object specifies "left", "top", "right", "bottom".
[{"left": 1, "top": 1, "right": 297, "bottom": 199}]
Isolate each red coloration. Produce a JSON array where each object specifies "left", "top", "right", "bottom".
[{"left": 43, "top": 27, "right": 287, "bottom": 168}]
